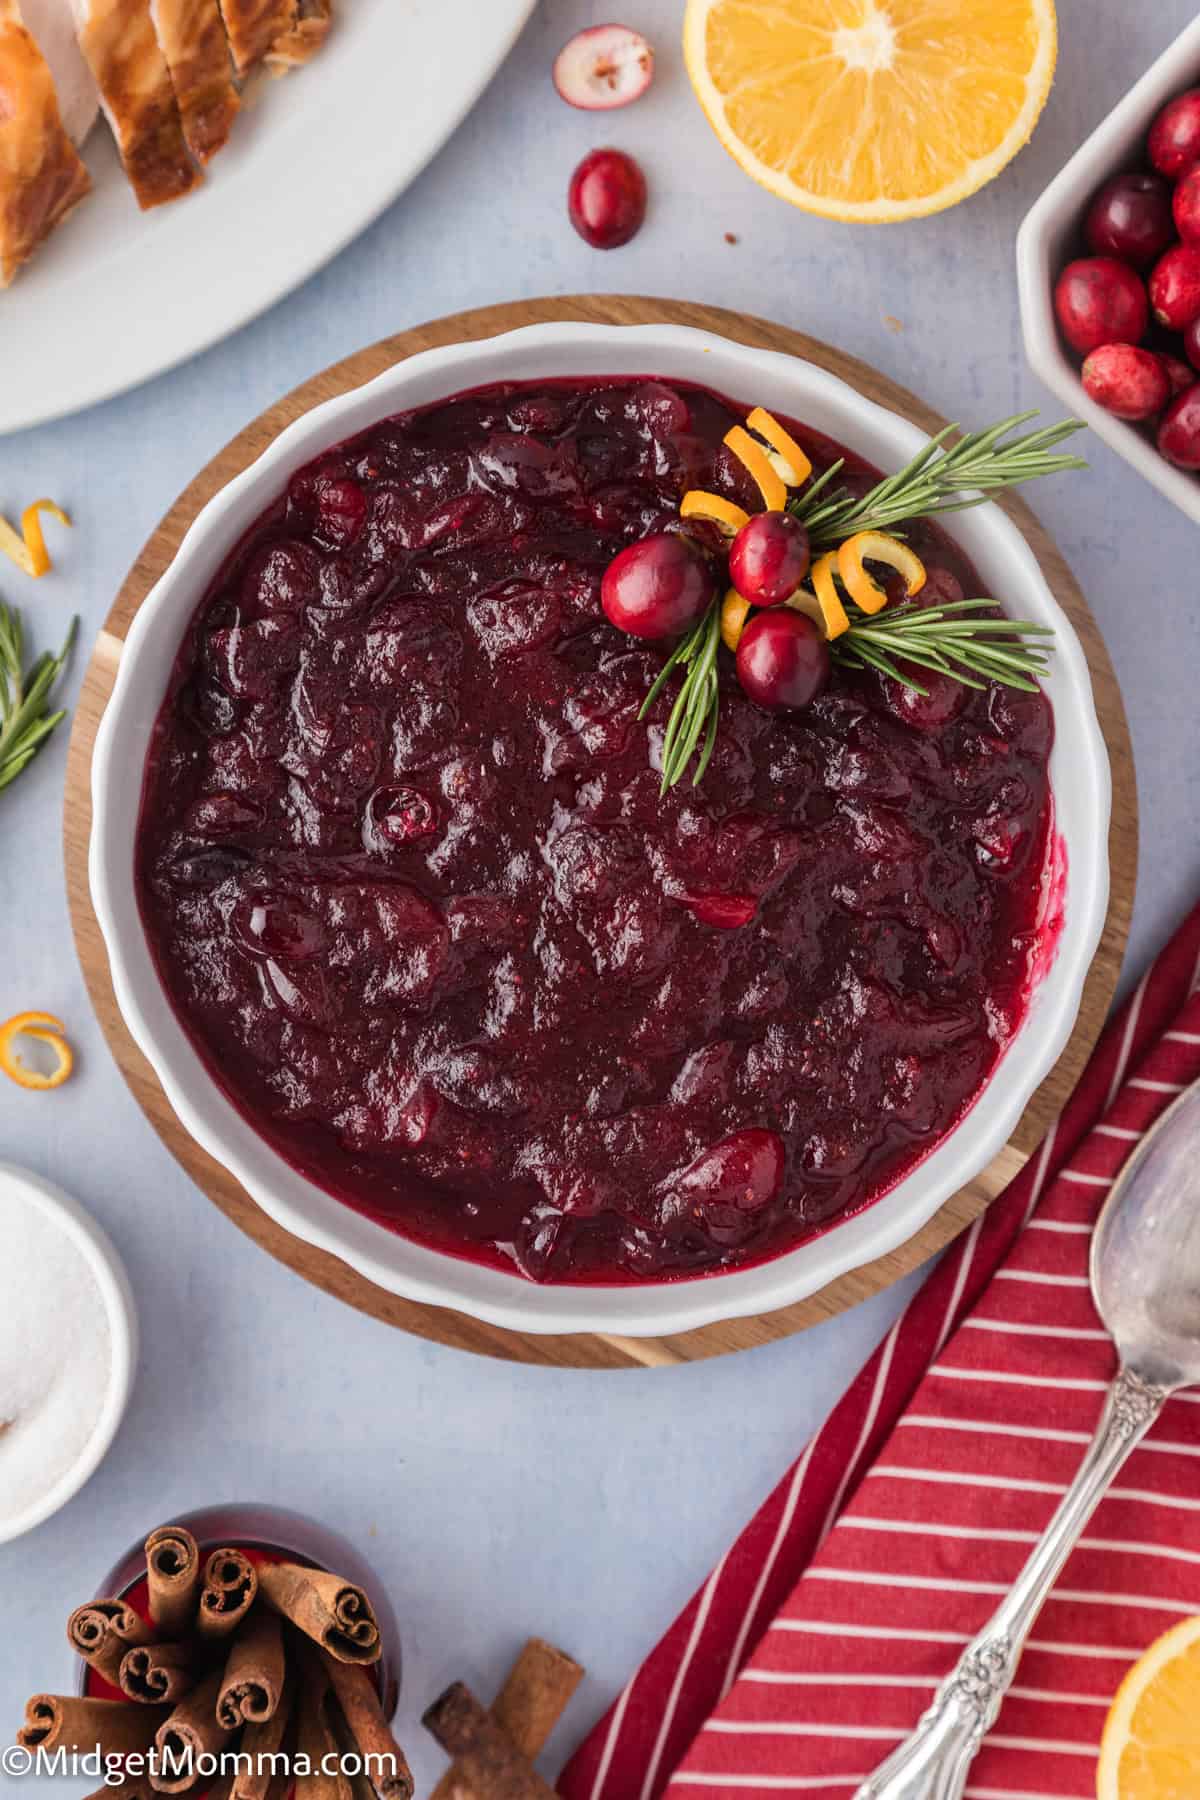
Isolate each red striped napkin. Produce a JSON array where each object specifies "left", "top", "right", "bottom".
[{"left": 559, "top": 901, "right": 1200, "bottom": 1800}]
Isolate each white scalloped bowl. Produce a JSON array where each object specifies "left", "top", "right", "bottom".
[{"left": 90, "top": 322, "right": 1112, "bottom": 1337}]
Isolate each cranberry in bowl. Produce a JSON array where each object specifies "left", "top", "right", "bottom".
[{"left": 91, "top": 323, "right": 1111, "bottom": 1338}]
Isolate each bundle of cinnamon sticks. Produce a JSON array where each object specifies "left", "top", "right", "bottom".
[{"left": 17, "top": 1524, "right": 412, "bottom": 1800}]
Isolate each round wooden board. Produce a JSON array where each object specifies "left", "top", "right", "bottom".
[{"left": 64, "top": 296, "right": 1136, "bottom": 1370}]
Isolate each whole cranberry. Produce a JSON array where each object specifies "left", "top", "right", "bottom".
[
  {"left": 1157, "top": 383, "right": 1200, "bottom": 468},
  {"left": 1148, "top": 87, "right": 1200, "bottom": 180},
  {"left": 1176, "top": 166, "right": 1200, "bottom": 247},
  {"left": 601, "top": 532, "right": 715, "bottom": 639},
  {"left": 735, "top": 609, "right": 829, "bottom": 712},
  {"left": 1085, "top": 172, "right": 1174, "bottom": 267},
  {"left": 568, "top": 148, "right": 647, "bottom": 249},
  {"left": 1160, "top": 350, "right": 1195, "bottom": 394},
  {"left": 1053, "top": 257, "right": 1148, "bottom": 354},
  {"left": 1081, "top": 343, "right": 1171, "bottom": 420},
  {"left": 728, "top": 511, "right": 811, "bottom": 607},
  {"left": 1149, "top": 242, "right": 1200, "bottom": 330}
]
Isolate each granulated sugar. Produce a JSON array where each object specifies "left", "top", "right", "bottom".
[{"left": 0, "top": 1193, "right": 113, "bottom": 1528}]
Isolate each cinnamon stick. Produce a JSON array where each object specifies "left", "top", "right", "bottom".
[
  {"left": 258, "top": 1562, "right": 380, "bottom": 1664},
  {"left": 68, "top": 1600, "right": 155, "bottom": 1686},
  {"left": 423, "top": 1684, "right": 559, "bottom": 1800},
  {"left": 429, "top": 1639, "right": 582, "bottom": 1800},
  {"left": 119, "top": 1640, "right": 197, "bottom": 1706},
  {"left": 152, "top": 1671, "right": 235, "bottom": 1794},
  {"left": 319, "top": 1652, "right": 413, "bottom": 1800},
  {"left": 198, "top": 1547, "right": 259, "bottom": 1641},
  {"left": 229, "top": 1672, "right": 294, "bottom": 1800},
  {"left": 217, "top": 1611, "right": 285, "bottom": 1728},
  {"left": 17, "top": 1694, "right": 167, "bottom": 1757},
  {"left": 293, "top": 1650, "right": 352, "bottom": 1800},
  {"left": 145, "top": 1527, "right": 202, "bottom": 1638}
]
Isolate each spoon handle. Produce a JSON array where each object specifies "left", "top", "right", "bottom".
[{"left": 852, "top": 1365, "right": 1168, "bottom": 1800}]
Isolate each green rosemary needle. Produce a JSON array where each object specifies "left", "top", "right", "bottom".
[
  {"left": 0, "top": 603, "right": 78, "bottom": 794},
  {"left": 792, "top": 411, "right": 1088, "bottom": 546},
  {"left": 833, "top": 599, "right": 1055, "bottom": 696}
]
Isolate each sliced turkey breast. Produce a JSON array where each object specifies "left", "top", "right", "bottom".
[
  {"left": 19, "top": 0, "right": 99, "bottom": 144},
  {"left": 214, "top": 0, "right": 290, "bottom": 76},
  {"left": 0, "top": 0, "right": 91, "bottom": 284},
  {"left": 266, "top": 0, "right": 330, "bottom": 72},
  {"left": 149, "top": 0, "right": 237, "bottom": 161},
  {"left": 70, "top": 0, "right": 199, "bottom": 207}
]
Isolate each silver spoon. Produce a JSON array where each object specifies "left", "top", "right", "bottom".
[{"left": 855, "top": 1077, "right": 1200, "bottom": 1800}]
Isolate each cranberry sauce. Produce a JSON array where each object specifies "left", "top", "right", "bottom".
[{"left": 135, "top": 379, "right": 1054, "bottom": 1284}]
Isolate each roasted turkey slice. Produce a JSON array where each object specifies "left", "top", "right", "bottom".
[
  {"left": 150, "top": 0, "right": 237, "bottom": 161},
  {"left": 0, "top": 0, "right": 91, "bottom": 284},
  {"left": 71, "top": 0, "right": 199, "bottom": 207},
  {"left": 266, "top": 0, "right": 329, "bottom": 71},
  {"left": 214, "top": 0, "right": 289, "bottom": 75}
]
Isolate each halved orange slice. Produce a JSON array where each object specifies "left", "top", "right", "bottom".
[
  {"left": 1097, "top": 1616, "right": 1200, "bottom": 1800},
  {"left": 683, "top": 0, "right": 1057, "bottom": 223}
]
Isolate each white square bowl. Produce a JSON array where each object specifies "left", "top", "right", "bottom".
[{"left": 1017, "top": 15, "right": 1200, "bottom": 524}]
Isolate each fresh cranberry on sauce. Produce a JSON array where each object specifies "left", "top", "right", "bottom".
[
  {"left": 601, "top": 532, "right": 715, "bottom": 638},
  {"left": 568, "top": 148, "right": 647, "bottom": 248},
  {"left": 1053, "top": 257, "right": 1148, "bottom": 353},
  {"left": 1085, "top": 172, "right": 1174, "bottom": 267},
  {"left": 728, "top": 512, "right": 811, "bottom": 607},
  {"left": 735, "top": 609, "right": 829, "bottom": 711}
]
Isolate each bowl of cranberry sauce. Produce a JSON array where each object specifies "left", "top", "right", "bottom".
[{"left": 92, "top": 324, "right": 1110, "bottom": 1336}]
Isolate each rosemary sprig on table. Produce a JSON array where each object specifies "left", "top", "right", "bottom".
[
  {"left": 648, "top": 411, "right": 1085, "bottom": 792},
  {"left": 790, "top": 412, "right": 1088, "bottom": 542},
  {"left": 832, "top": 599, "right": 1055, "bottom": 696},
  {"left": 0, "top": 603, "right": 77, "bottom": 793}
]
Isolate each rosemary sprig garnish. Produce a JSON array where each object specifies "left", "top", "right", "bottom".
[
  {"left": 791, "top": 411, "right": 1087, "bottom": 545},
  {"left": 0, "top": 603, "right": 78, "bottom": 793},
  {"left": 640, "top": 596, "right": 722, "bottom": 792},
  {"left": 645, "top": 410, "right": 1085, "bottom": 791},
  {"left": 833, "top": 599, "right": 1054, "bottom": 696}
]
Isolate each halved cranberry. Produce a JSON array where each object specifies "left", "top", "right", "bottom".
[
  {"left": 553, "top": 24, "right": 654, "bottom": 110},
  {"left": 568, "top": 148, "right": 647, "bottom": 249},
  {"left": 728, "top": 512, "right": 811, "bottom": 606}
]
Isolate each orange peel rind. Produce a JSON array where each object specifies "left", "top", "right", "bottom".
[
  {"left": 723, "top": 425, "right": 788, "bottom": 513},
  {"left": 745, "top": 408, "right": 813, "bottom": 488},
  {"left": 0, "top": 1010, "right": 74, "bottom": 1089},
  {"left": 0, "top": 499, "right": 71, "bottom": 578},
  {"left": 720, "top": 587, "right": 751, "bottom": 651},
  {"left": 680, "top": 491, "right": 751, "bottom": 537},
  {"left": 837, "top": 531, "right": 926, "bottom": 617}
]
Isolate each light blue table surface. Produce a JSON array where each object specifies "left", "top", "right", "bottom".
[{"left": 3, "top": 2, "right": 1199, "bottom": 1791}]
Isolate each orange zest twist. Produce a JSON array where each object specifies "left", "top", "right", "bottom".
[
  {"left": 744, "top": 408, "right": 813, "bottom": 487},
  {"left": 720, "top": 587, "right": 751, "bottom": 651},
  {"left": 801, "top": 552, "right": 851, "bottom": 640},
  {"left": 836, "top": 531, "right": 926, "bottom": 616},
  {"left": 680, "top": 491, "right": 750, "bottom": 537},
  {"left": 0, "top": 499, "right": 71, "bottom": 578},
  {"left": 0, "top": 1011, "right": 74, "bottom": 1089},
  {"left": 722, "top": 425, "right": 788, "bottom": 512}
]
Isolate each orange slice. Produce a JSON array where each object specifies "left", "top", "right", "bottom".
[
  {"left": 682, "top": 0, "right": 1057, "bottom": 223},
  {"left": 1097, "top": 1617, "right": 1200, "bottom": 1800}
]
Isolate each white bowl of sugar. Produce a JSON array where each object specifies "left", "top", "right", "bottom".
[{"left": 0, "top": 1163, "right": 137, "bottom": 1544}]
